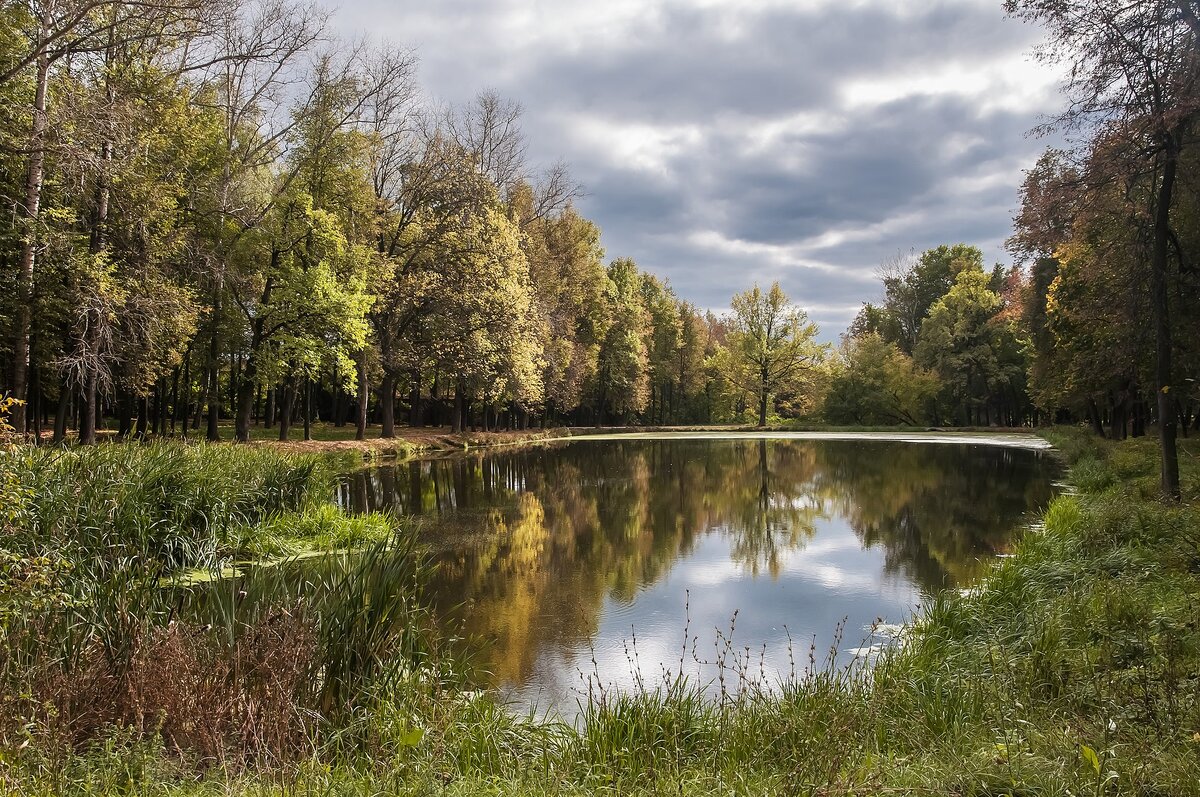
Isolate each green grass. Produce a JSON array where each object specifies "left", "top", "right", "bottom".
[
  {"left": 1, "top": 441, "right": 358, "bottom": 567},
  {"left": 3, "top": 428, "right": 1199, "bottom": 795}
]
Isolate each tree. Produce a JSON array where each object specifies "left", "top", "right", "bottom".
[
  {"left": 640, "top": 274, "right": 682, "bottom": 424},
  {"left": 1006, "top": 0, "right": 1200, "bottom": 497},
  {"left": 715, "top": 282, "right": 824, "bottom": 427},
  {"left": 4, "top": 0, "right": 215, "bottom": 435},
  {"left": 431, "top": 202, "right": 543, "bottom": 433},
  {"left": 914, "top": 269, "right": 1028, "bottom": 427},
  {"left": 862, "top": 245, "right": 986, "bottom": 355},
  {"left": 594, "top": 258, "right": 650, "bottom": 423},
  {"left": 519, "top": 202, "right": 610, "bottom": 421},
  {"left": 226, "top": 47, "right": 397, "bottom": 443},
  {"left": 824, "top": 333, "right": 937, "bottom": 426},
  {"left": 190, "top": 0, "right": 327, "bottom": 441}
]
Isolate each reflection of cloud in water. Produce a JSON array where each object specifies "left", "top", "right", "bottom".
[
  {"left": 774, "top": 521, "right": 914, "bottom": 596},
  {"left": 508, "top": 526, "right": 927, "bottom": 724},
  {"left": 336, "top": 437, "right": 1060, "bottom": 718},
  {"left": 672, "top": 557, "right": 741, "bottom": 587}
]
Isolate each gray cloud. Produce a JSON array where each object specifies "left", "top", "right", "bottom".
[{"left": 335, "top": 0, "right": 1062, "bottom": 338}]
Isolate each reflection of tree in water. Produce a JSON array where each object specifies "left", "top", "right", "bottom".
[
  {"left": 813, "top": 442, "right": 1058, "bottom": 590},
  {"left": 722, "top": 440, "right": 826, "bottom": 577},
  {"left": 336, "top": 439, "right": 1057, "bottom": 685}
]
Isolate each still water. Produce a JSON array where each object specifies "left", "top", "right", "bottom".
[{"left": 335, "top": 434, "right": 1060, "bottom": 716}]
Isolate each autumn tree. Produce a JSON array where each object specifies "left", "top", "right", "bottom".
[
  {"left": 3, "top": 0, "right": 217, "bottom": 435},
  {"left": 914, "top": 270, "right": 1029, "bottom": 426},
  {"left": 824, "top": 333, "right": 937, "bottom": 426},
  {"left": 1007, "top": 0, "right": 1200, "bottom": 498},
  {"left": 854, "top": 245, "right": 989, "bottom": 355},
  {"left": 519, "top": 201, "right": 610, "bottom": 422},
  {"left": 594, "top": 258, "right": 651, "bottom": 423},
  {"left": 714, "top": 282, "right": 825, "bottom": 427}
]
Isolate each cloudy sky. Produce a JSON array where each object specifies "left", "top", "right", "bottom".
[{"left": 334, "top": 0, "right": 1064, "bottom": 338}]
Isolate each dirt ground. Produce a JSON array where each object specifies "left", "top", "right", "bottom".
[{"left": 260, "top": 426, "right": 578, "bottom": 457}]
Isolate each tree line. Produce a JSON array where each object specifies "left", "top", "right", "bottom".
[
  {"left": 2, "top": 1, "right": 1196, "bottom": 499},
  {"left": 832, "top": 0, "right": 1200, "bottom": 499},
  {"left": 0, "top": 0, "right": 831, "bottom": 442}
]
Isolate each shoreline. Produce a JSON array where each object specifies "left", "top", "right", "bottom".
[{"left": 254, "top": 423, "right": 1056, "bottom": 459}]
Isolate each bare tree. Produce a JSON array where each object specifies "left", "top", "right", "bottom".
[{"left": 447, "top": 89, "right": 527, "bottom": 197}]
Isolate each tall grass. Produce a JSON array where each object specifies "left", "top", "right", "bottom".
[
  {"left": 4, "top": 430, "right": 1200, "bottom": 795},
  {"left": 0, "top": 442, "right": 439, "bottom": 779},
  {"left": 3, "top": 442, "right": 351, "bottom": 572}
]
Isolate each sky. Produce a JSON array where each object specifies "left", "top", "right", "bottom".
[{"left": 333, "top": 0, "right": 1065, "bottom": 338}]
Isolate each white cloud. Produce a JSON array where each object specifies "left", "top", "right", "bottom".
[
  {"left": 839, "top": 54, "right": 1063, "bottom": 115},
  {"left": 567, "top": 115, "right": 705, "bottom": 178}
]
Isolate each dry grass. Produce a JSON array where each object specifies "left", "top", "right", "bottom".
[{"left": 6, "top": 610, "right": 319, "bottom": 771}]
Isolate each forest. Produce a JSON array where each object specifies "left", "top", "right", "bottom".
[
  {"left": 2, "top": 0, "right": 1198, "bottom": 480},
  {"left": 0, "top": 0, "right": 827, "bottom": 442}
]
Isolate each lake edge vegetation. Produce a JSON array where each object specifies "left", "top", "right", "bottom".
[
  {"left": 2, "top": 423, "right": 1199, "bottom": 795},
  {"left": 1, "top": 0, "right": 1199, "bottom": 794}
]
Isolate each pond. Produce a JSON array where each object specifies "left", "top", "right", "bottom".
[{"left": 335, "top": 433, "right": 1061, "bottom": 718}]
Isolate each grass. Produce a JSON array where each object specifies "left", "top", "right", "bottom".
[
  {"left": 0, "top": 441, "right": 438, "bottom": 784},
  {"left": 2, "top": 428, "right": 1199, "bottom": 795}
]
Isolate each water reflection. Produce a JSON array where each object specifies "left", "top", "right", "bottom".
[{"left": 333, "top": 438, "right": 1058, "bottom": 713}]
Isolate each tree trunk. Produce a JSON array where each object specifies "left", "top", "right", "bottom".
[
  {"left": 234, "top": 364, "right": 258, "bottom": 443},
  {"left": 135, "top": 394, "right": 149, "bottom": 439},
  {"left": 430, "top": 373, "right": 440, "bottom": 427},
  {"left": 1150, "top": 139, "right": 1181, "bottom": 500},
  {"left": 278, "top": 376, "right": 295, "bottom": 441},
  {"left": 117, "top": 391, "right": 133, "bottom": 439},
  {"left": 80, "top": 372, "right": 98, "bottom": 445},
  {"left": 154, "top": 379, "right": 164, "bottom": 436},
  {"left": 233, "top": 360, "right": 259, "bottom": 442},
  {"left": 332, "top": 385, "right": 343, "bottom": 427},
  {"left": 452, "top": 379, "right": 466, "bottom": 433},
  {"left": 52, "top": 377, "right": 68, "bottom": 444},
  {"left": 170, "top": 366, "right": 181, "bottom": 435},
  {"left": 179, "top": 348, "right": 192, "bottom": 438},
  {"left": 206, "top": 315, "right": 221, "bottom": 441},
  {"left": 379, "top": 372, "right": 395, "bottom": 438},
  {"left": 409, "top": 368, "right": 423, "bottom": 427},
  {"left": 355, "top": 354, "right": 368, "bottom": 441},
  {"left": 264, "top": 388, "right": 275, "bottom": 429},
  {"left": 1087, "top": 399, "right": 1106, "bottom": 438},
  {"left": 303, "top": 378, "right": 312, "bottom": 441},
  {"left": 9, "top": 45, "right": 51, "bottom": 437},
  {"left": 27, "top": 333, "right": 39, "bottom": 438}
]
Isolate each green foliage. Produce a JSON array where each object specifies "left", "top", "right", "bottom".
[
  {"left": 1, "top": 442, "right": 345, "bottom": 573},
  {"left": 595, "top": 258, "right": 652, "bottom": 420},
  {"left": 1, "top": 442, "right": 433, "bottom": 778},
  {"left": 711, "top": 282, "right": 826, "bottom": 426},
  {"left": 857, "top": 244, "right": 986, "bottom": 355},
  {"left": 846, "top": 244, "right": 1035, "bottom": 428},
  {"left": 522, "top": 205, "right": 611, "bottom": 415},
  {"left": 915, "top": 269, "right": 1029, "bottom": 425},
  {"left": 824, "top": 333, "right": 938, "bottom": 425},
  {"left": 3, "top": 432, "right": 1200, "bottom": 796}
]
